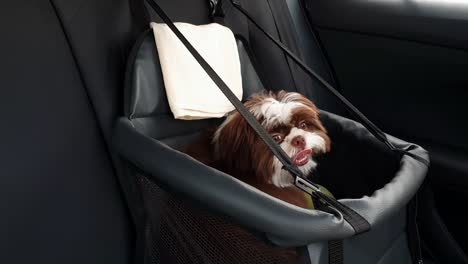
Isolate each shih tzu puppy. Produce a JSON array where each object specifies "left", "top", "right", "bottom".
[{"left": 185, "top": 90, "right": 331, "bottom": 209}]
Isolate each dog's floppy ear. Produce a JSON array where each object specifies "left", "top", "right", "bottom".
[{"left": 212, "top": 112, "right": 256, "bottom": 174}]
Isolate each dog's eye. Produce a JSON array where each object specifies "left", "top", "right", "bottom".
[
  {"left": 272, "top": 134, "right": 283, "bottom": 143},
  {"left": 298, "top": 121, "right": 307, "bottom": 129}
]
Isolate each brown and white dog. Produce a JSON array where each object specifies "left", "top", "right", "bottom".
[{"left": 185, "top": 90, "right": 331, "bottom": 209}]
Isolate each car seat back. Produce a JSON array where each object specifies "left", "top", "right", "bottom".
[{"left": 0, "top": 1, "right": 135, "bottom": 263}]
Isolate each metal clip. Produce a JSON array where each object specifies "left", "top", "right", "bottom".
[{"left": 295, "top": 176, "right": 321, "bottom": 195}]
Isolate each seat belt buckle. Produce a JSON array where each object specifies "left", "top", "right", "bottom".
[{"left": 295, "top": 176, "right": 321, "bottom": 194}]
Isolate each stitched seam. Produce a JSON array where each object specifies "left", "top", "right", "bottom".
[
  {"left": 48, "top": 0, "right": 132, "bottom": 219},
  {"left": 49, "top": 0, "right": 115, "bottom": 166}
]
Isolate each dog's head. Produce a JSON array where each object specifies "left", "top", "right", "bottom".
[{"left": 212, "top": 91, "right": 330, "bottom": 187}]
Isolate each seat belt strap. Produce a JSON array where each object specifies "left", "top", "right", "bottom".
[{"left": 144, "top": 0, "right": 371, "bottom": 235}]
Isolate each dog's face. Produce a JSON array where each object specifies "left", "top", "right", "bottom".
[{"left": 212, "top": 91, "right": 330, "bottom": 187}]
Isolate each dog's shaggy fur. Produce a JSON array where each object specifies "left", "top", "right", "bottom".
[{"left": 184, "top": 90, "right": 330, "bottom": 208}]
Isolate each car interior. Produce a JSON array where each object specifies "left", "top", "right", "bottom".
[{"left": 1, "top": 0, "right": 467, "bottom": 263}]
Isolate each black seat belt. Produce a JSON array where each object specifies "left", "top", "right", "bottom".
[{"left": 144, "top": 0, "right": 371, "bottom": 236}]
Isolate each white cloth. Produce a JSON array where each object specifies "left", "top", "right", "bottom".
[{"left": 151, "top": 22, "right": 243, "bottom": 120}]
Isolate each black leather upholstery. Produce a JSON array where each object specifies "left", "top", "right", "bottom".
[{"left": 0, "top": 1, "right": 135, "bottom": 263}]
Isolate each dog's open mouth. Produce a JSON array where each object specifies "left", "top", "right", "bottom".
[{"left": 292, "top": 149, "right": 313, "bottom": 166}]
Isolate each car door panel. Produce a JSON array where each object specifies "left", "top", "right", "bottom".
[
  {"left": 313, "top": 29, "right": 468, "bottom": 150},
  {"left": 304, "top": 0, "right": 468, "bottom": 50},
  {"left": 302, "top": 0, "right": 468, "bottom": 261}
]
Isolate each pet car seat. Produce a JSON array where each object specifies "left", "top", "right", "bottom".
[{"left": 112, "top": 0, "right": 429, "bottom": 263}]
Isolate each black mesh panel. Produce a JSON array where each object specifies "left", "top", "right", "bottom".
[{"left": 138, "top": 174, "right": 302, "bottom": 264}]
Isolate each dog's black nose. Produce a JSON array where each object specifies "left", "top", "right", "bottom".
[{"left": 291, "top": 136, "right": 306, "bottom": 149}]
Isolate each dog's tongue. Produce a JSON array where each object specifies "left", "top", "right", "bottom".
[{"left": 292, "top": 149, "right": 313, "bottom": 166}]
